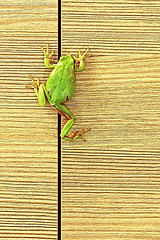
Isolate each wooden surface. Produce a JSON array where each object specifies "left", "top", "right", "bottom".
[
  {"left": 61, "top": 1, "right": 160, "bottom": 239},
  {"left": 1, "top": 0, "right": 160, "bottom": 239},
  {"left": 0, "top": 1, "right": 58, "bottom": 239}
]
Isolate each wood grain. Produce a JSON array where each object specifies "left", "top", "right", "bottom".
[
  {"left": 61, "top": 1, "right": 160, "bottom": 239},
  {"left": 0, "top": 1, "right": 58, "bottom": 239}
]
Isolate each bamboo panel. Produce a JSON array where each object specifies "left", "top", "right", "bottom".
[
  {"left": 0, "top": 1, "right": 58, "bottom": 239},
  {"left": 61, "top": 1, "right": 160, "bottom": 239}
]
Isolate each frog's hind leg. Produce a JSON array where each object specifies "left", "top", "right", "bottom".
[
  {"left": 55, "top": 103, "right": 90, "bottom": 141},
  {"left": 27, "top": 74, "right": 50, "bottom": 107},
  {"left": 55, "top": 103, "right": 76, "bottom": 139}
]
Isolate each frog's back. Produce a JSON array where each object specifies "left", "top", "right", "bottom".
[{"left": 46, "top": 54, "right": 76, "bottom": 104}]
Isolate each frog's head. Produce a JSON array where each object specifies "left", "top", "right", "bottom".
[{"left": 59, "top": 54, "right": 74, "bottom": 67}]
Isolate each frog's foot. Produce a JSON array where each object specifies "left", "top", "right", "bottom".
[
  {"left": 74, "top": 48, "right": 90, "bottom": 62},
  {"left": 26, "top": 74, "right": 40, "bottom": 89},
  {"left": 76, "top": 128, "right": 91, "bottom": 141},
  {"left": 41, "top": 44, "right": 54, "bottom": 61},
  {"left": 66, "top": 128, "right": 91, "bottom": 141}
]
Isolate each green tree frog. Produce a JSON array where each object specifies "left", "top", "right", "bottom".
[{"left": 28, "top": 44, "right": 90, "bottom": 141}]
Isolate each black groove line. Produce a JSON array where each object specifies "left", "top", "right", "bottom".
[{"left": 58, "top": 0, "right": 61, "bottom": 239}]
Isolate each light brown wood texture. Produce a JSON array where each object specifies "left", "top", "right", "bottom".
[
  {"left": 0, "top": 1, "right": 58, "bottom": 239},
  {"left": 61, "top": 1, "right": 160, "bottom": 239}
]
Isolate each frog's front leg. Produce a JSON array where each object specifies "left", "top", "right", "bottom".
[
  {"left": 41, "top": 44, "right": 56, "bottom": 69},
  {"left": 28, "top": 74, "right": 51, "bottom": 107},
  {"left": 56, "top": 103, "right": 90, "bottom": 141},
  {"left": 74, "top": 48, "right": 89, "bottom": 72}
]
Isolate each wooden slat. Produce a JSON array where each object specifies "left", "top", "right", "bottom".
[
  {"left": 0, "top": 1, "right": 58, "bottom": 239},
  {"left": 61, "top": 1, "right": 160, "bottom": 239}
]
